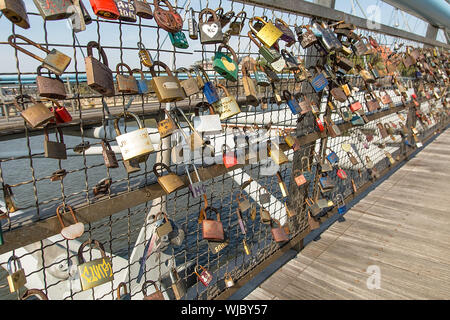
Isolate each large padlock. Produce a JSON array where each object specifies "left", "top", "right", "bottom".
[
  {"left": 114, "top": 0, "right": 136, "bottom": 22},
  {"left": 89, "top": 0, "right": 120, "bottom": 20},
  {"left": 176, "top": 68, "right": 200, "bottom": 97},
  {"left": 132, "top": 68, "right": 149, "bottom": 94},
  {"left": 185, "top": 163, "right": 206, "bottom": 198},
  {"left": 199, "top": 8, "right": 224, "bottom": 44},
  {"left": 271, "top": 219, "right": 289, "bottom": 243},
  {"left": 213, "top": 84, "right": 241, "bottom": 120},
  {"left": 7, "top": 255, "right": 27, "bottom": 293},
  {"left": 195, "top": 265, "right": 213, "bottom": 287},
  {"left": 44, "top": 126, "right": 67, "bottom": 160},
  {"left": 36, "top": 66, "right": 67, "bottom": 100},
  {"left": 8, "top": 34, "right": 71, "bottom": 76},
  {"left": 33, "top": 0, "right": 73, "bottom": 20},
  {"left": 192, "top": 102, "right": 222, "bottom": 134},
  {"left": 153, "top": 163, "right": 185, "bottom": 194},
  {"left": 85, "top": 41, "right": 115, "bottom": 96},
  {"left": 249, "top": 16, "right": 283, "bottom": 48},
  {"left": 114, "top": 112, "right": 154, "bottom": 162},
  {"left": 116, "top": 62, "right": 139, "bottom": 94},
  {"left": 213, "top": 44, "right": 239, "bottom": 81},
  {"left": 0, "top": 0, "right": 29, "bottom": 29},
  {"left": 155, "top": 212, "right": 173, "bottom": 238},
  {"left": 202, "top": 207, "right": 224, "bottom": 242},
  {"left": 134, "top": 0, "right": 153, "bottom": 19},
  {"left": 116, "top": 282, "right": 131, "bottom": 300},
  {"left": 150, "top": 61, "right": 185, "bottom": 103},
  {"left": 56, "top": 204, "right": 84, "bottom": 240},
  {"left": 153, "top": 0, "right": 183, "bottom": 33},
  {"left": 13, "top": 95, "right": 54, "bottom": 128},
  {"left": 102, "top": 139, "right": 119, "bottom": 168},
  {"left": 77, "top": 239, "right": 114, "bottom": 291}
]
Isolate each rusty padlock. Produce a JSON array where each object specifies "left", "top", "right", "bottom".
[
  {"left": 13, "top": 95, "right": 54, "bottom": 128},
  {"left": 36, "top": 66, "right": 67, "bottom": 100},
  {"left": 116, "top": 62, "right": 139, "bottom": 94},
  {"left": 85, "top": 41, "right": 115, "bottom": 96}
]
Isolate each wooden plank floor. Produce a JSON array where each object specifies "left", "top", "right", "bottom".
[{"left": 245, "top": 128, "right": 450, "bottom": 300}]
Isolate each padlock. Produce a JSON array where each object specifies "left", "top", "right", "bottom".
[
  {"left": 175, "top": 67, "right": 199, "bottom": 97},
  {"left": 258, "top": 186, "right": 271, "bottom": 205},
  {"left": 155, "top": 212, "right": 173, "bottom": 238},
  {"left": 306, "top": 198, "right": 321, "bottom": 217},
  {"left": 254, "top": 63, "right": 271, "bottom": 87},
  {"left": 101, "top": 139, "right": 119, "bottom": 168},
  {"left": 20, "top": 289, "right": 49, "bottom": 300},
  {"left": 44, "top": 126, "right": 67, "bottom": 160},
  {"left": 283, "top": 131, "right": 301, "bottom": 152},
  {"left": 157, "top": 109, "right": 177, "bottom": 138},
  {"left": 114, "top": 112, "right": 154, "bottom": 162},
  {"left": 196, "top": 66, "right": 219, "bottom": 103},
  {"left": 116, "top": 282, "right": 131, "bottom": 300},
  {"left": 45, "top": 99, "right": 72, "bottom": 124},
  {"left": 249, "top": 204, "right": 257, "bottom": 221},
  {"left": 213, "top": 44, "right": 239, "bottom": 81},
  {"left": 380, "top": 90, "right": 393, "bottom": 105},
  {"left": 313, "top": 20, "right": 342, "bottom": 52},
  {"left": 202, "top": 207, "right": 224, "bottom": 241},
  {"left": 0, "top": 0, "right": 29, "bottom": 29},
  {"left": 351, "top": 36, "right": 369, "bottom": 56},
  {"left": 275, "top": 18, "right": 295, "bottom": 46},
  {"left": 296, "top": 24, "right": 318, "bottom": 49},
  {"left": 228, "top": 11, "right": 246, "bottom": 36},
  {"left": 336, "top": 194, "right": 347, "bottom": 215},
  {"left": 276, "top": 171, "right": 288, "bottom": 198},
  {"left": 213, "top": 84, "right": 241, "bottom": 120},
  {"left": 248, "top": 31, "right": 285, "bottom": 72},
  {"left": 208, "top": 233, "right": 229, "bottom": 254},
  {"left": 7, "top": 255, "right": 27, "bottom": 293},
  {"left": 77, "top": 239, "right": 114, "bottom": 291},
  {"left": 33, "top": 0, "right": 73, "bottom": 20},
  {"left": 300, "top": 156, "right": 313, "bottom": 181},
  {"left": 319, "top": 174, "right": 335, "bottom": 192},
  {"left": 326, "top": 147, "right": 339, "bottom": 165},
  {"left": 93, "top": 177, "right": 112, "bottom": 196},
  {"left": 385, "top": 151, "right": 395, "bottom": 165},
  {"left": 150, "top": 61, "right": 185, "bottom": 103},
  {"left": 195, "top": 265, "right": 213, "bottom": 287},
  {"left": 132, "top": 68, "right": 149, "bottom": 94},
  {"left": 89, "top": 0, "right": 119, "bottom": 20},
  {"left": 142, "top": 280, "right": 165, "bottom": 300},
  {"left": 174, "top": 107, "right": 204, "bottom": 150},
  {"left": 12, "top": 95, "right": 54, "bottom": 128},
  {"left": 365, "top": 93, "right": 380, "bottom": 112},
  {"left": 134, "top": 0, "right": 153, "bottom": 19},
  {"left": 169, "top": 30, "right": 189, "bottom": 49},
  {"left": 36, "top": 66, "right": 67, "bottom": 100},
  {"left": 281, "top": 49, "right": 299, "bottom": 71},
  {"left": 237, "top": 192, "right": 251, "bottom": 213},
  {"left": 8, "top": 34, "right": 71, "bottom": 76},
  {"left": 222, "top": 144, "right": 238, "bottom": 169},
  {"left": 192, "top": 102, "right": 222, "bottom": 134},
  {"left": 365, "top": 155, "right": 374, "bottom": 169},
  {"left": 123, "top": 158, "right": 141, "bottom": 173},
  {"left": 2, "top": 184, "right": 17, "bottom": 213},
  {"left": 330, "top": 86, "right": 347, "bottom": 103},
  {"left": 241, "top": 63, "right": 258, "bottom": 106},
  {"left": 224, "top": 273, "right": 235, "bottom": 288},
  {"left": 153, "top": 0, "right": 183, "bottom": 32},
  {"left": 294, "top": 169, "right": 307, "bottom": 187},
  {"left": 249, "top": 16, "right": 283, "bottom": 48},
  {"left": 137, "top": 42, "right": 153, "bottom": 68},
  {"left": 283, "top": 90, "right": 301, "bottom": 115},
  {"left": 308, "top": 66, "right": 329, "bottom": 93},
  {"left": 114, "top": 0, "right": 136, "bottom": 22},
  {"left": 188, "top": 7, "right": 198, "bottom": 39},
  {"left": 296, "top": 94, "right": 312, "bottom": 115},
  {"left": 170, "top": 265, "right": 186, "bottom": 300},
  {"left": 235, "top": 208, "right": 247, "bottom": 235},
  {"left": 336, "top": 166, "right": 347, "bottom": 180},
  {"left": 116, "top": 62, "right": 139, "bottom": 94},
  {"left": 325, "top": 119, "right": 341, "bottom": 138},
  {"left": 199, "top": 8, "right": 223, "bottom": 44},
  {"left": 56, "top": 204, "right": 84, "bottom": 240},
  {"left": 185, "top": 163, "right": 206, "bottom": 198},
  {"left": 349, "top": 97, "right": 362, "bottom": 112},
  {"left": 270, "top": 219, "right": 289, "bottom": 243},
  {"left": 153, "top": 163, "right": 184, "bottom": 194},
  {"left": 85, "top": 41, "right": 115, "bottom": 96},
  {"left": 215, "top": 8, "right": 234, "bottom": 28},
  {"left": 268, "top": 144, "right": 289, "bottom": 165},
  {"left": 377, "top": 122, "right": 388, "bottom": 139}
]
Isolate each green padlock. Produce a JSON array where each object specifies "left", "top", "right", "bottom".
[
  {"left": 213, "top": 44, "right": 239, "bottom": 82},
  {"left": 254, "top": 63, "right": 271, "bottom": 87},
  {"left": 169, "top": 31, "right": 189, "bottom": 49}
]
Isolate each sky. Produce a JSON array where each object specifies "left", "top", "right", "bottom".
[{"left": 0, "top": 0, "right": 446, "bottom": 77}]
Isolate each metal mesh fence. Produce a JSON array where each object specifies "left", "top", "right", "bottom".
[{"left": 0, "top": 0, "right": 448, "bottom": 300}]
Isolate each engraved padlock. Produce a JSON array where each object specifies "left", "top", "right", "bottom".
[
  {"left": 198, "top": 8, "right": 224, "bottom": 45},
  {"left": 150, "top": 61, "right": 185, "bottom": 103},
  {"left": 195, "top": 265, "right": 213, "bottom": 287}
]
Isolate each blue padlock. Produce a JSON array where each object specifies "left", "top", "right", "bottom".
[
  {"left": 326, "top": 148, "right": 339, "bottom": 164},
  {"left": 336, "top": 194, "right": 347, "bottom": 215},
  {"left": 198, "top": 67, "right": 219, "bottom": 104},
  {"left": 132, "top": 68, "right": 149, "bottom": 94},
  {"left": 309, "top": 69, "right": 329, "bottom": 93},
  {"left": 283, "top": 90, "right": 301, "bottom": 115}
]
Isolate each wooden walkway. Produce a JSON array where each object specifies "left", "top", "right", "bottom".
[{"left": 245, "top": 128, "right": 450, "bottom": 300}]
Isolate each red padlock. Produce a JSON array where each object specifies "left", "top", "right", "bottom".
[
  {"left": 315, "top": 117, "right": 325, "bottom": 132},
  {"left": 222, "top": 144, "right": 238, "bottom": 168},
  {"left": 337, "top": 168, "right": 347, "bottom": 180},
  {"left": 195, "top": 265, "right": 213, "bottom": 287},
  {"left": 349, "top": 100, "right": 362, "bottom": 112},
  {"left": 46, "top": 99, "right": 72, "bottom": 124},
  {"left": 89, "top": 0, "right": 120, "bottom": 20},
  {"left": 411, "top": 93, "right": 417, "bottom": 99},
  {"left": 294, "top": 170, "right": 307, "bottom": 187}
]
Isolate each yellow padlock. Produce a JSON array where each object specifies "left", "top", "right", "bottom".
[{"left": 249, "top": 17, "right": 283, "bottom": 48}]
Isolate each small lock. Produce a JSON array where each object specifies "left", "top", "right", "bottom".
[
  {"left": 7, "top": 255, "right": 27, "bottom": 293},
  {"left": 195, "top": 265, "right": 213, "bottom": 287}
]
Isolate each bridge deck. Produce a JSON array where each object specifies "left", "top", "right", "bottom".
[{"left": 245, "top": 128, "right": 450, "bottom": 300}]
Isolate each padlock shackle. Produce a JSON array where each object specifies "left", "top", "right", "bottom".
[
  {"left": 12, "top": 94, "right": 37, "bottom": 113},
  {"left": 113, "top": 112, "right": 144, "bottom": 136},
  {"left": 194, "top": 264, "right": 207, "bottom": 276},
  {"left": 86, "top": 41, "right": 109, "bottom": 67},
  {"left": 185, "top": 163, "right": 202, "bottom": 186},
  {"left": 269, "top": 218, "right": 282, "bottom": 229},
  {"left": 198, "top": 8, "right": 219, "bottom": 24},
  {"left": 77, "top": 239, "right": 107, "bottom": 264},
  {"left": 21, "top": 289, "right": 49, "bottom": 300},
  {"left": 247, "top": 31, "right": 261, "bottom": 48},
  {"left": 217, "top": 44, "right": 238, "bottom": 63},
  {"left": 7, "top": 255, "right": 22, "bottom": 274},
  {"left": 174, "top": 107, "right": 198, "bottom": 133},
  {"left": 116, "top": 62, "right": 133, "bottom": 76},
  {"left": 41, "top": 97, "right": 62, "bottom": 109},
  {"left": 204, "top": 206, "right": 221, "bottom": 222},
  {"left": 152, "top": 162, "right": 174, "bottom": 178},
  {"left": 231, "top": 11, "right": 247, "bottom": 25},
  {"left": 194, "top": 102, "right": 215, "bottom": 116},
  {"left": 153, "top": 0, "right": 175, "bottom": 12},
  {"left": 8, "top": 34, "right": 50, "bottom": 63},
  {"left": 275, "top": 18, "right": 289, "bottom": 28},
  {"left": 56, "top": 203, "right": 78, "bottom": 229},
  {"left": 142, "top": 280, "right": 161, "bottom": 296},
  {"left": 37, "top": 65, "right": 62, "bottom": 79},
  {"left": 116, "top": 282, "right": 128, "bottom": 299},
  {"left": 301, "top": 156, "right": 310, "bottom": 171},
  {"left": 44, "top": 126, "right": 65, "bottom": 144},
  {"left": 149, "top": 61, "right": 173, "bottom": 78},
  {"left": 215, "top": 84, "right": 230, "bottom": 98},
  {"left": 131, "top": 68, "right": 146, "bottom": 80},
  {"left": 248, "top": 16, "right": 268, "bottom": 35}
]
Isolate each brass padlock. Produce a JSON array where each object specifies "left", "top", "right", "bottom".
[
  {"left": 157, "top": 110, "right": 177, "bottom": 138},
  {"left": 249, "top": 17, "right": 283, "bottom": 48},
  {"left": 13, "top": 95, "right": 54, "bottom": 128},
  {"left": 176, "top": 67, "right": 200, "bottom": 97},
  {"left": 150, "top": 61, "right": 186, "bottom": 103},
  {"left": 155, "top": 212, "right": 173, "bottom": 238},
  {"left": 7, "top": 255, "right": 27, "bottom": 293},
  {"left": 44, "top": 126, "right": 67, "bottom": 160},
  {"left": 0, "top": 0, "right": 30, "bottom": 29},
  {"left": 116, "top": 62, "right": 139, "bottom": 94},
  {"left": 85, "top": 41, "right": 115, "bottom": 96},
  {"left": 137, "top": 41, "right": 153, "bottom": 67},
  {"left": 213, "top": 84, "right": 241, "bottom": 120},
  {"left": 77, "top": 239, "right": 114, "bottom": 291},
  {"left": 8, "top": 34, "right": 71, "bottom": 76},
  {"left": 153, "top": 163, "right": 185, "bottom": 194}
]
